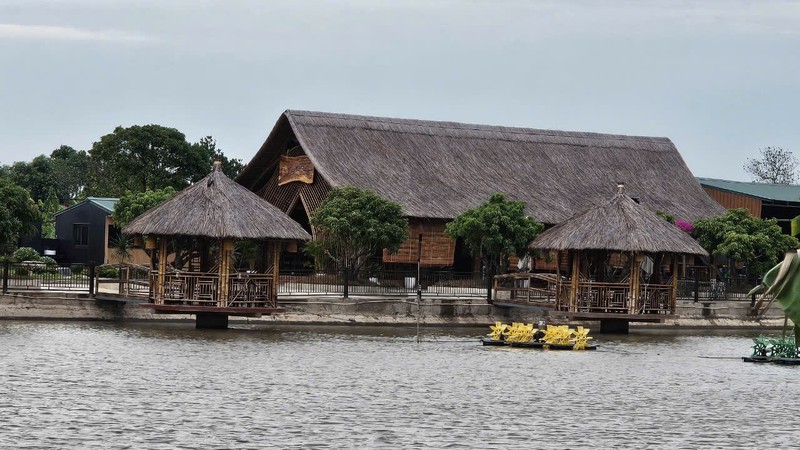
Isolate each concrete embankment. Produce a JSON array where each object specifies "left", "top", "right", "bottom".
[{"left": 0, "top": 292, "right": 790, "bottom": 329}]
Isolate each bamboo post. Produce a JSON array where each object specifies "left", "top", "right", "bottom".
[
  {"left": 555, "top": 251, "right": 561, "bottom": 308},
  {"left": 217, "top": 239, "right": 233, "bottom": 307},
  {"left": 570, "top": 251, "right": 580, "bottom": 312},
  {"left": 629, "top": 252, "right": 640, "bottom": 314},
  {"left": 272, "top": 241, "right": 281, "bottom": 306},
  {"left": 672, "top": 255, "right": 679, "bottom": 313},
  {"left": 157, "top": 237, "right": 168, "bottom": 305}
]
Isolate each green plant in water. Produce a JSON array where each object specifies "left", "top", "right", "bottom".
[
  {"left": 767, "top": 337, "right": 798, "bottom": 359},
  {"left": 752, "top": 336, "right": 769, "bottom": 357}
]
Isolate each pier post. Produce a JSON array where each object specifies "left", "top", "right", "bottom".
[
  {"left": 196, "top": 313, "right": 229, "bottom": 329},
  {"left": 2, "top": 260, "right": 8, "bottom": 294},
  {"left": 88, "top": 263, "right": 96, "bottom": 296},
  {"left": 600, "top": 319, "right": 629, "bottom": 334}
]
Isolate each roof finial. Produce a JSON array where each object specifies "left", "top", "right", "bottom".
[
  {"left": 617, "top": 182, "right": 625, "bottom": 194},
  {"left": 212, "top": 160, "right": 222, "bottom": 172}
]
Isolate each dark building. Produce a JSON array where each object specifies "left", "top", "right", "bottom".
[
  {"left": 698, "top": 177, "right": 800, "bottom": 234},
  {"left": 54, "top": 197, "right": 118, "bottom": 264}
]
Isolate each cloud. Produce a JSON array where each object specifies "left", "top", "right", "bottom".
[{"left": 0, "top": 23, "right": 153, "bottom": 42}]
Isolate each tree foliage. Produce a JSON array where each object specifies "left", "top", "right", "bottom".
[
  {"left": 191, "top": 136, "right": 245, "bottom": 179},
  {"left": 112, "top": 187, "right": 177, "bottom": 229},
  {"left": 0, "top": 178, "right": 40, "bottom": 256},
  {"left": 0, "top": 146, "right": 88, "bottom": 204},
  {"left": 5, "top": 155, "right": 55, "bottom": 202},
  {"left": 744, "top": 146, "right": 798, "bottom": 184},
  {"left": 87, "top": 125, "right": 208, "bottom": 197},
  {"left": 307, "top": 186, "right": 408, "bottom": 272},
  {"left": 694, "top": 208, "right": 799, "bottom": 277},
  {"left": 37, "top": 194, "right": 61, "bottom": 239},
  {"left": 50, "top": 145, "right": 89, "bottom": 203},
  {"left": 86, "top": 126, "right": 244, "bottom": 197},
  {"left": 445, "top": 193, "right": 544, "bottom": 272}
]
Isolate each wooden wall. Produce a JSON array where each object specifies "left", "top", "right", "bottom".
[
  {"left": 383, "top": 220, "right": 456, "bottom": 266},
  {"left": 703, "top": 187, "right": 761, "bottom": 217}
]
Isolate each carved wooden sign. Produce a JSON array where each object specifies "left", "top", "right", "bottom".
[{"left": 278, "top": 155, "right": 315, "bottom": 186}]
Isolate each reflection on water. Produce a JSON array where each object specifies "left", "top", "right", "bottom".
[{"left": 1, "top": 321, "right": 799, "bottom": 448}]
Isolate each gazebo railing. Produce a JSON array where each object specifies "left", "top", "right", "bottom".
[
  {"left": 149, "top": 271, "right": 276, "bottom": 308},
  {"left": 572, "top": 280, "right": 674, "bottom": 314}
]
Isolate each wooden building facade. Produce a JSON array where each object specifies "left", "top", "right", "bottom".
[
  {"left": 698, "top": 177, "right": 800, "bottom": 234},
  {"left": 236, "top": 110, "right": 725, "bottom": 270}
]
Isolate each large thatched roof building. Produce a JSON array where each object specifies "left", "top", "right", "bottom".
[{"left": 237, "top": 110, "right": 723, "bottom": 267}]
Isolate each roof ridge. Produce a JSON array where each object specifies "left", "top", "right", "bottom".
[{"left": 285, "top": 109, "right": 672, "bottom": 144}]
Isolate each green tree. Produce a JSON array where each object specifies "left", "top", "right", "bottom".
[
  {"left": 445, "top": 193, "right": 544, "bottom": 273},
  {"left": 50, "top": 145, "right": 89, "bottom": 203},
  {"left": 0, "top": 178, "right": 40, "bottom": 256},
  {"left": 87, "top": 125, "right": 209, "bottom": 196},
  {"left": 191, "top": 136, "right": 245, "bottom": 178},
  {"left": 37, "top": 193, "right": 61, "bottom": 239},
  {"left": 307, "top": 186, "right": 408, "bottom": 274},
  {"left": 112, "top": 187, "right": 177, "bottom": 229},
  {"left": 744, "top": 146, "right": 798, "bottom": 184},
  {"left": 6, "top": 155, "right": 55, "bottom": 202},
  {"left": 694, "top": 208, "right": 799, "bottom": 277}
]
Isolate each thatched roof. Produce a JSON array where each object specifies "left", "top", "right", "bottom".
[
  {"left": 237, "top": 110, "right": 724, "bottom": 224},
  {"left": 529, "top": 189, "right": 708, "bottom": 255},
  {"left": 123, "top": 163, "right": 311, "bottom": 240}
]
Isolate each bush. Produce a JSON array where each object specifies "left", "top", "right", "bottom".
[
  {"left": 12, "top": 247, "right": 41, "bottom": 263},
  {"left": 14, "top": 266, "right": 29, "bottom": 276},
  {"left": 40, "top": 256, "right": 57, "bottom": 266},
  {"left": 39, "top": 256, "right": 59, "bottom": 274},
  {"left": 98, "top": 266, "right": 120, "bottom": 279},
  {"left": 70, "top": 265, "right": 85, "bottom": 276}
]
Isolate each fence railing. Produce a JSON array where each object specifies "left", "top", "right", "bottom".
[
  {"left": 279, "top": 269, "right": 488, "bottom": 297},
  {"left": 2, "top": 261, "right": 95, "bottom": 293},
  {"left": 1, "top": 263, "right": 490, "bottom": 299},
  {"left": 676, "top": 276, "right": 762, "bottom": 302}
]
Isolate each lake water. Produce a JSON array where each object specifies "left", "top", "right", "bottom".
[{"left": 1, "top": 321, "right": 798, "bottom": 449}]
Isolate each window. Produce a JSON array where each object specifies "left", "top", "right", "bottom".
[{"left": 73, "top": 224, "right": 89, "bottom": 246}]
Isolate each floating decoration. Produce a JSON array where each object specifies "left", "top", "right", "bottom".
[{"left": 480, "top": 322, "right": 596, "bottom": 350}]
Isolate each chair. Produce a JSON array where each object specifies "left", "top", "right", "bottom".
[{"left": 194, "top": 279, "right": 217, "bottom": 305}]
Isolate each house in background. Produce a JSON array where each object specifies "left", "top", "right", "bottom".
[
  {"left": 237, "top": 110, "right": 725, "bottom": 271},
  {"left": 698, "top": 177, "right": 800, "bottom": 234},
  {"left": 54, "top": 197, "right": 119, "bottom": 264}
]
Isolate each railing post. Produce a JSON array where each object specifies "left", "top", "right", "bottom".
[
  {"left": 693, "top": 270, "right": 699, "bottom": 303},
  {"left": 88, "top": 263, "right": 96, "bottom": 296},
  {"left": 486, "top": 262, "right": 494, "bottom": 304},
  {"left": 343, "top": 268, "right": 349, "bottom": 299},
  {"left": 2, "top": 260, "right": 8, "bottom": 294}
]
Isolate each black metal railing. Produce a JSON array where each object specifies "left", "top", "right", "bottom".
[
  {"left": 677, "top": 275, "right": 761, "bottom": 302},
  {"left": 278, "top": 269, "right": 487, "bottom": 297},
  {"left": 2, "top": 261, "right": 94, "bottom": 293}
]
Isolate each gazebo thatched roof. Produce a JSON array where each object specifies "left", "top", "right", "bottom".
[
  {"left": 123, "top": 163, "right": 311, "bottom": 241},
  {"left": 237, "top": 110, "right": 724, "bottom": 224},
  {"left": 529, "top": 189, "right": 708, "bottom": 255}
]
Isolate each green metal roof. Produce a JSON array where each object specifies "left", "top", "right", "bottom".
[
  {"left": 55, "top": 197, "right": 119, "bottom": 216},
  {"left": 87, "top": 197, "right": 119, "bottom": 214},
  {"left": 697, "top": 177, "right": 800, "bottom": 203}
]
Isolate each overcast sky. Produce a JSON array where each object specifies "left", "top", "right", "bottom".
[{"left": 1, "top": 0, "right": 798, "bottom": 181}]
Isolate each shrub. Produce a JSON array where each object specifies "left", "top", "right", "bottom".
[
  {"left": 12, "top": 247, "right": 41, "bottom": 263},
  {"left": 70, "top": 265, "right": 85, "bottom": 276},
  {"left": 98, "top": 266, "right": 120, "bottom": 279},
  {"left": 14, "top": 266, "right": 29, "bottom": 276}
]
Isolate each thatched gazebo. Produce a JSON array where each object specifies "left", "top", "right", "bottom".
[
  {"left": 123, "top": 162, "right": 310, "bottom": 321},
  {"left": 528, "top": 185, "right": 707, "bottom": 330}
]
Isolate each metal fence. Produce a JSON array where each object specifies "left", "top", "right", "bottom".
[
  {"left": 2, "top": 262, "right": 94, "bottom": 293},
  {"left": 677, "top": 276, "right": 761, "bottom": 302},
  {"left": 279, "top": 269, "right": 488, "bottom": 297}
]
